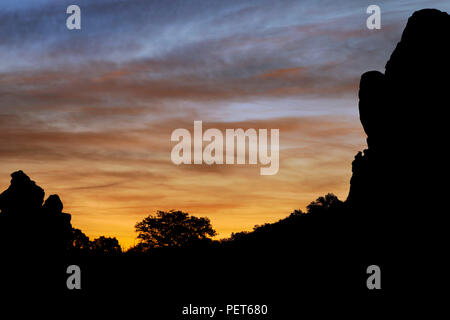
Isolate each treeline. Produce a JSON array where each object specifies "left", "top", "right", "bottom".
[
  {"left": 69, "top": 193, "right": 343, "bottom": 255},
  {"left": 69, "top": 229, "right": 122, "bottom": 255}
]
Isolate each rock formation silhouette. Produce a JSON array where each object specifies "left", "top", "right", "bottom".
[
  {"left": 347, "top": 9, "right": 449, "bottom": 262},
  {"left": 0, "top": 170, "right": 73, "bottom": 255}
]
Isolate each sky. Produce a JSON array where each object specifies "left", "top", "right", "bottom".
[{"left": 1, "top": 0, "right": 449, "bottom": 248}]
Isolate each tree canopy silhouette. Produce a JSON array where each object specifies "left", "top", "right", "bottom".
[
  {"left": 306, "top": 193, "right": 343, "bottom": 214},
  {"left": 91, "top": 236, "right": 122, "bottom": 255},
  {"left": 134, "top": 210, "right": 216, "bottom": 251},
  {"left": 70, "top": 228, "right": 91, "bottom": 254}
]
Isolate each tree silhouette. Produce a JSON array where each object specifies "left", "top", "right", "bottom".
[
  {"left": 306, "top": 193, "right": 343, "bottom": 214},
  {"left": 70, "top": 228, "right": 91, "bottom": 254},
  {"left": 91, "top": 236, "right": 122, "bottom": 255},
  {"left": 134, "top": 210, "right": 216, "bottom": 251}
]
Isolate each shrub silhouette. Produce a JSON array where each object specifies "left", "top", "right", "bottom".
[{"left": 134, "top": 210, "right": 216, "bottom": 251}]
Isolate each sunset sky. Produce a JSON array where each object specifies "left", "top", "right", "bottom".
[{"left": 1, "top": 0, "right": 449, "bottom": 248}]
